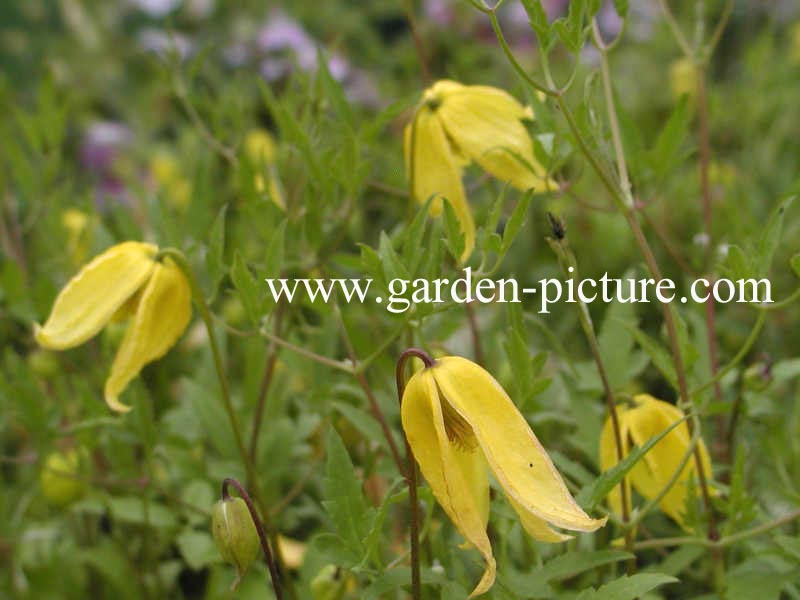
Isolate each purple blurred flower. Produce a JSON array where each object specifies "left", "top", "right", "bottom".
[
  {"left": 80, "top": 122, "right": 131, "bottom": 173},
  {"left": 80, "top": 121, "right": 133, "bottom": 208},
  {"left": 258, "top": 11, "right": 317, "bottom": 71},
  {"left": 131, "top": 0, "right": 181, "bottom": 18},
  {"left": 424, "top": 0, "right": 455, "bottom": 27}
]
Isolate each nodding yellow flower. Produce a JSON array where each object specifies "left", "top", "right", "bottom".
[
  {"left": 600, "top": 394, "right": 713, "bottom": 529},
  {"left": 34, "top": 242, "right": 192, "bottom": 412},
  {"left": 243, "top": 129, "right": 286, "bottom": 211},
  {"left": 404, "top": 80, "right": 555, "bottom": 263},
  {"left": 401, "top": 356, "right": 606, "bottom": 598}
]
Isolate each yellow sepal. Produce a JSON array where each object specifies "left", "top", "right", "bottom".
[{"left": 35, "top": 242, "right": 158, "bottom": 350}]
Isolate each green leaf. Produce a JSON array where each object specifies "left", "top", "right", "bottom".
[
  {"left": 176, "top": 529, "right": 220, "bottom": 570},
  {"left": 625, "top": 323, "right": 678, "bottom": 391},
  {"left": 332, "top": 401, "right": 389, "bottom": 453},
  {"left": 577, "top": 573, "right": 678, "bottom": 600},
  {"left": 520, "top": 0, "right": 553, "bottom": 48},
  {"left": 502, "top": 191, "right": 532, "bottom": 252},
  {"left": 613, "top": 0, "right": 629, "bottom": 17},
  {"left": 576, "top": 414, "right": 687, "bottom": 509},
  {"left": 205, "top": 205, "right": 227, "bottom": 297},
  {"left": 231, "top": 251, "right": 262, "bottom": 325},
  {"left": 322, "top": 429, "right": 373, "bottom": 555},
  {"left": 441, "top": 199, "right": 465, "bottom": 261},
  {"left": 648, "top": 96, "right": 690, "bottom": 181},
  {"left": 502, "top": 551, "right": 633, "bottom": 599}
]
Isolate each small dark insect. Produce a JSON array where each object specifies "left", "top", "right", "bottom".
[{"left": 547, "top": 212, "right": 566, "bottom": 240}]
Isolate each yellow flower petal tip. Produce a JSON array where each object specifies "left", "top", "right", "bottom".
[
  {"left": 405, "top": 80, "right": 552, "bottom": 262},
  {"left": 35, "top": 243, "right": 192, "bottom": 413},
  {"left": 401, "top": 355, "right": 605, "bottom": 597},
  {"left": 600, "top": 394, "right": 714, "bottom": 529}
]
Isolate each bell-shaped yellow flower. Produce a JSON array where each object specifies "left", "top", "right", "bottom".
[
  {"left": 401, "top": 356, "right": 606, "bottom": 597},
  {"left": 243, "top": 129, "right": 286, "bottom": 211},
  {"left": 404, "top": 80, "right": 554, "bottom": 263},
  {"left": 34, "top": 241, "right": 192, "bottom": 412},
  {"left": 600, "top": 394, "right": 713, "bottom": 528}
]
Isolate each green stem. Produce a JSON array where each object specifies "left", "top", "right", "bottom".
[
  {"left": 396, "top": 348, "right": 436, "bottom": 600},
  {"left": 156, "top": 249, "right": 258, "bottom": 498},
  {"left": 632, "top": 509, "right": 800, "bottom": 550}
]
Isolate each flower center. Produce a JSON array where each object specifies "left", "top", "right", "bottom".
[{"left": 436, "top": 383, "right": 478, "bottom": 452}]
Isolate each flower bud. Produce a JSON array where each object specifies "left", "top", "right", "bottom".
[
  {"left": 39, "top": 449, "right": 86, "bottom": 507},
  {"left": 212, "top": 497, "right": 260, "bottom": 587}
]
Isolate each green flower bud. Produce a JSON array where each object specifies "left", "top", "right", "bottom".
[
  {"left": 27, "top": 349, "right": 60, "bottom": 379},
  {"left": 39, "top": 449, "right": 86, "bottom": 507},
  {"left": 310, "top": 565, "right": 347, "bottom": 600},
  {"left": 212, "top": 497, "right": 260, "bottom": 588}
]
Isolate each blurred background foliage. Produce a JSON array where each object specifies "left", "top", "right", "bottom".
[{"left": 1, "top": 0, "right": 800, "bottom": 598}]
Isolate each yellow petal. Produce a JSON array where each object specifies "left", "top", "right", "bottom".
[
  {"left": 599, "top": 406, "right": 632, "bottom": 519},
  {"left": 432, "top": 356, "right": 606, "bottom": 534},
  {"left": 35, "top": 242, "right": 158, "bottom": 350},
  {"left": 401, "top": 369, "right": 495, "bottom": 597},
  {"left": 626, "top": 395, "right": 712, "bottom": 528},
  {"left": 506, "top": 494, "right": 572, "bottom": 542},
  {"left": 104, "top": 258, "right": 192, "bottom": 412},
  {"left": 404, "top": 108, "right": 474, "bottom": 262},
  {"left": 434, "top": 83, "right": 555, "bottom": 192}
]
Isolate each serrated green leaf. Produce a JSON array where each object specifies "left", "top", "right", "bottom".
[{"left": 322, "top": 429, "right": 372, "bottom": 555}]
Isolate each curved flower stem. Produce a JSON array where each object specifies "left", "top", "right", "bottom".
[
  {"left": 465, "top": 302, "right": 484, "bottom": 366},
  {"left": 222, "top": 478, "right": 283, "bottom": 600},
  {"left": 402, "top": 0, "right": 431, "bottom": 85},
  {"left": 396, "top": 348, "right": 436, "bottom": 600},
  {"left": 547, "top": 230, "right": 634, "bottom": 569},
  {"left": 157, "top": 249, "right": 258, "bottom": 500}
]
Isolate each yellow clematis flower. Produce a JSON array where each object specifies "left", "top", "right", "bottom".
[
  {"left": 600, "top": 394, "right": 713, "bottom": 529},
  {"left": 404, "top": 80, "right": 555, "bottom": 263},
  {"left": 243, "top": 128, "right": 286, "bottom": 211},
  {"left": 34, "top": 241, "right": 192, "bottom": 412},
  {"left": 400, "top": 355, "right": 606, "bottom": 598}
]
